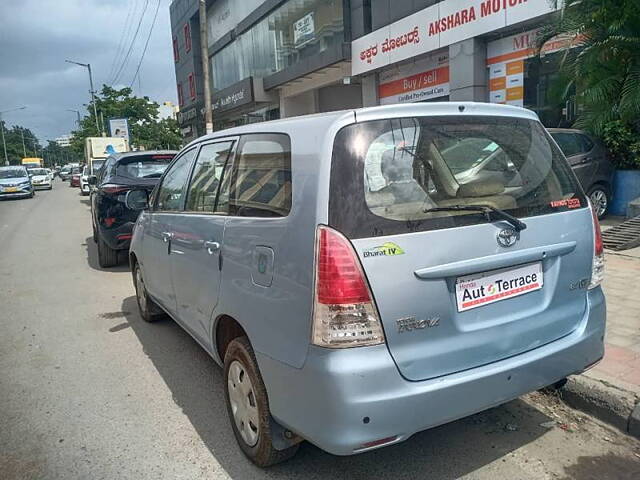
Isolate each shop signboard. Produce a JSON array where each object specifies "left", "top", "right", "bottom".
[
  {"left": 177, "top": 107, "right": 198, "bottom": 126},
  {"left": 486, "top": 28, "right": 541, "bottom": 106},
  {"left": 378, "top": 51, "right": 450, "bottom": 105},
  {"left": 352, "top": 0, "right": 559, "bottom": 76},
  {"left": 293, "top": 12, "right": 315, "bottom": 47},
  {"left": 108, "top": 118, "right": 130, "bottom": 143},
  {"left": 211, "top": 77, "right": 254, "bottom": 114}
]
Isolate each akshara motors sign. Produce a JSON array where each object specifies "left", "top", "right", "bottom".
[{"left": 352, "top": 0, "right": 559, "bottom": 76}]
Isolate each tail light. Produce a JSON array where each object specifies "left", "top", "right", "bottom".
[
  {"left": 312, "top": 225, "right": 385, "bottom": 348},
  {"left": 104, "top": 217, "right": 116, "bottom": 227},
  {"left": 588, "top": 201, "right": 604, "bottom": 289},
  {"left": 102, "top": 184, "right": 130, "bottom": 194}
]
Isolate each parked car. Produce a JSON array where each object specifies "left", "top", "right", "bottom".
[
  {"left": 69, "top": 167, "right": 81, "bottom": 187},
  {"left": 59, "top": 166, "right": 72, "bottom": 181},
  {"left": 548, "top": 129, "right": 615, "bottom": 219},
  {"left": 0, "top": 165, "right": 34, "bottom": 199},
  {"left": 126, "top": 103, "right": 606, "bottom": 466},
  {"left": 80, "top": 165, "right": 90, "bottom": 195},
  {"left": 90, "top": 151, "right": 177, "bottom": 267},
  {"left": 28, "top": 167, "right": 53, "bottom": 190}
]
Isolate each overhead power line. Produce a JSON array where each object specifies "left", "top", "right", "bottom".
[
  {"left": 111, "top": 0, "right": 151, "bottom": 86},
  {"left": 130, "top": 0, "right": 162, "bottom": 89},
  {"left": 107, "top": 0, "right": 139, "bottom": 84}
]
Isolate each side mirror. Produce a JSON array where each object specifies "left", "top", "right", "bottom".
[
  {"left": 125, "top": 189, "right": 149, "bottom": 210},
  {"left": 87, "top": 175, "right": 97, "bottom": 186}
]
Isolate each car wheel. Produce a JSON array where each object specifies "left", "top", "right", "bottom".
[
  {"left": 588, "top": 185, "right": 610, "bottom": 220},
  {"left": 224, "top": 337, "right": 299, "bottom": 467},
  {"left": 92, "top": 221, "right": 97, "bottom": 243},
  {"left": 97, "top": 234, "right": 118, "bottom": 268},
  {"left": 133, "top": 263, "right": 163, "bottom": 322}
]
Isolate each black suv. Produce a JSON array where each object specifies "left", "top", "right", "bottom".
[{"left": 90, "top": 151, "right": 177, "bottom": 267}]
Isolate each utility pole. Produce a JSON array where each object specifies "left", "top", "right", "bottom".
[
  {"left": 21, "top": 130, "right": 27, "bottom": 157},
  {"left": 0, "top": 106, "right": 26, "bottom": 165},
  {"left": 65, "top": 60, "right": 103, "bottom": 136},
  {"left": 199, "top": 0, "right": 213, "bottom": 134}
]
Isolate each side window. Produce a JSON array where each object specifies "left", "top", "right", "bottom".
[
  {"left": 552, "top": 132, "right": 581, "bottom": 158},
  {"left": 185, "top": 141, "right": 234, "bottom": 213},
  {"left": 578, "top": 134, "right": 594, "bottom": 153},
  {"left": 229, "top": 134, "right": 292, "bottom": 217},
  {"left": 99, "top": 157, "right": 114, "bottom": 183},
  {"left": 154, "top": 148, "right": 197, "bottom": 212}
]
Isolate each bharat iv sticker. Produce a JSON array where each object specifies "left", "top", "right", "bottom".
[{"left": 363, "top": 242, "right": 405, "bottom": 258}]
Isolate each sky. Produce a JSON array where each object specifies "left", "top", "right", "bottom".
[{"left": 0, "top": 0, "right": 177, "bottom": 145}]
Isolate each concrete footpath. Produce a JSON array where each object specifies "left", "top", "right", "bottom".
[{"left": 560, "top": 217, "right": 640, "bottom": 437}]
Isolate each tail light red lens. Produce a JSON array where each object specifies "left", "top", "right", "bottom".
[
  {"left": 103, "top": 217, "right": 116, "bottom": 228},
  {"left": 589, "top": 201, "right": 604, "bottom": 289},
  {"left": 102, "top": 184, "right": 131, "bottom": 194},
  {"left": 312, "top": 226, "right": 385, "bottom": 348},
  {"left": 116, "top": 233, "right": 133, "bottom": 240}
]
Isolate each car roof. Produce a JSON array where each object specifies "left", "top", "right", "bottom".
[
  {"left": 0, "top": 165, "right": 26, "bottom": 170},
  {"left": 188, "top": 102, "right": 541, "bottom": 148}
]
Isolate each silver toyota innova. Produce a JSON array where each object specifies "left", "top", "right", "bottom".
[{"left": 127, "top": 103, "right": 606, "bottom": 466}]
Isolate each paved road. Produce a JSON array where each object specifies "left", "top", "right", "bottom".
[{"left": 1, "top": 184, "right": 639, "bottom": 480}]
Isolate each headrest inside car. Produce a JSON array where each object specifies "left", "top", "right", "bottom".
[{"left": 457, "top": 179, "right": 505, "bottom": 197}]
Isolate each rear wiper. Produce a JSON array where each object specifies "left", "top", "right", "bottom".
[{"left": 424, "top": 204, "right": 527, "bottom": 231}]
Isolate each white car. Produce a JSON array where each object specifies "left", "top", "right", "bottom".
[
  {"left": 28, "top": 168, "right": 52, "bottom": 190},
  {"left": 80, "top": 166, "right": 90, "bottom": 195}
]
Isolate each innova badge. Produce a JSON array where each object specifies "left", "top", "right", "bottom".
[{"left": 497, "top": 228, "right": 519, "bottom": 248}]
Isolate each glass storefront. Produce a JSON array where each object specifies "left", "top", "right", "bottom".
[{"left": 210, "top": 0, "right": 344, "bottom": 92}]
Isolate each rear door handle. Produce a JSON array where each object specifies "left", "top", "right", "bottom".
[{"left": 204, "top": 241, "right": 221, "bottom": 254}]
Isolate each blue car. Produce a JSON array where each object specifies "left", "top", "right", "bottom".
[
  {"left": 0, "top": 166, "right": 34, "bottom": 199},
  {"left": 126, "top": 103, "right": 606, "bottom": 466}
]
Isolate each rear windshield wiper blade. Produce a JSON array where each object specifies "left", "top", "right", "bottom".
[{"left": 424, "top": 204, "right": 527, "bottom": 231}]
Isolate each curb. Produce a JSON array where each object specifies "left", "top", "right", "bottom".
[{"left": 557, "top": 375, "right": 640, "bottom": 438}]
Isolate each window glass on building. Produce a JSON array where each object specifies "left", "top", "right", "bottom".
[
  {"left": 210, "top": 0, "right": 344, "bottom": 91},
  {"left": 185, "top": 141, "right": 234, "bottom": 213},
  {"left": 177, "top": 83, "right": 184, "bottom": 107},
  {"left": 188, "top": 73, "right": 196, "bottom": 100},
  {"left": 173, "top": 36, "right": 179, "bottom": 62},
  {"left": 228, "top": 134, "right": 292, "bottom": 217},
  {"left": 184, "top": 23, "right": 192, "bottom": 52},
  {"left": 155, "top": 148, "right": 198, "bottom": 211}
]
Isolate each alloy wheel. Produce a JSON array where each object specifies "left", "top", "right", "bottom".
[
  {"left": 135, "top": 268, "right": 147, "bottom": 313},
  {"left": 227, "top": 360, "right": 260, "bottom": 447},
  {"left": 590, "top": 189, "right": 608, "bottom": 218}
]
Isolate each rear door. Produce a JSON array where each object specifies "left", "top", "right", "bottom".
[
  {"left": 551, "top": 131, "right": 596, "bottom": 189},
  {"left": 330, "top": 115, "right": 592, "bottom": 381},
  {"left": 170, "top": 139, "right": 236, "bottom": 343},
  {"left": 142, "top": 147, "right": 198, "bottom": 315}
]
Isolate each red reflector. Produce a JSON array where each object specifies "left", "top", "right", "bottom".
[
  {"left": 102, "top": 184, "right": 131, "bottom": 194},
  {"left": 104, "top": 217, "right": 116, "bottom": 227},
  {"left": 316, "top": 226, "right": 370, "bottom": 305},
  {"left": 151, "top": 155, "right": 175, "bottom": 160},
  {"left": 360, "top": 436, "right": 398, "bottom": 449},
  {"left": 116, "top": 234, "right": 133, "bottom": 240},
  {"left": 591, "top": 206, "right": 603, "bottom": 255}
]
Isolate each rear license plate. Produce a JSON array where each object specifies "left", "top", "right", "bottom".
[
  {"left": 5, "top": 187, "right": 18, "bottom": 192},
  {"left": 455, "top": 262, "right": 543, "bottom": 312}
]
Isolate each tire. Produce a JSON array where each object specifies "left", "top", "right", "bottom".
[
  {"left": 92, "top": 221, "right": 97, "bottom": 243},
  {"left": 97, "top": 234, "right": 118, "bottom": 268},
  {"left": 133, "top": 263, "right": 164, "bottom": 322},
  {"left": 224, "top": 337, "right": 299, "bottom": 467},
  {"left": 588, "top": 185, "right": 610, "bottom": 220}
]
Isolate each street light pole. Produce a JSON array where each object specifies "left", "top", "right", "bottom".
[
  {"left": 65, "top": 60, "right": 103, "bottom": 136},
  {"left": 21, "top": 130, "right": 27, "bottom": 157},
  {"left": 0, "top": 106, "right": 26, "bottom": 165},
  {"left": 67, "top": 109, "right": 81, "bottom": 127}
]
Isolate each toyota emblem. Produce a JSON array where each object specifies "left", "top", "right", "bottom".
[{"left": 497, "top": 228, "right": 519, "bottom": 248}]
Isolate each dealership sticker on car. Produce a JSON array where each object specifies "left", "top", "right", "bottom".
[{"left": 455, "top": 262, "right": 543, "bottom": 312}]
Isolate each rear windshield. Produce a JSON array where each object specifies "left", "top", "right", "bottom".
[
  {"left": 330, "top": 116, "right": 585, "bottom": 238},
  {"left": 115, "top": 154, "right": 174, "bottom": 179}
]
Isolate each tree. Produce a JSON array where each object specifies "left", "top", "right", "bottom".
[
  {"left": 545, "top": 0, "right": 640, "bottom": 167},
  {"left": 0, "top": 121, "right": 41, "bottom": 165},
  {"left": 42, "top": 140, "right": 80, "bottom": 167},
  {"left": 70, "top": 86, "right": 182, "bottom": 156}
]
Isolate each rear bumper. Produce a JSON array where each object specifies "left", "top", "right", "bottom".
[
  {"left": 33, "top": 183, "right": 51, "bottom": 190},
  {"left": 98, "top": 222, "right": 135, "bottom": 250},
  {"left": 257, "top": 287, "right": 606, "bottom": 456}
]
